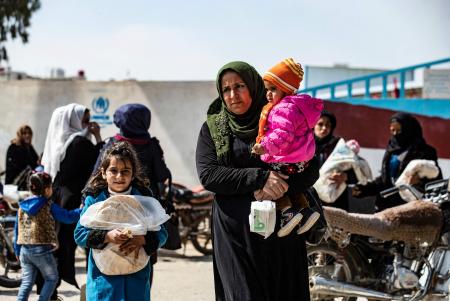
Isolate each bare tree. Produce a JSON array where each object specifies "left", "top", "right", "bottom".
[{"left": 0, "top": 0, "right": 41, "bottom": 62}]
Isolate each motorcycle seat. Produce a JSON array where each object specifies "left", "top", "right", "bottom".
[
  {"left": 323, "top": 200, "right": 443, "bottom": 244},
  {"left": 189, "top": 191, "right": 214, "bottom": 205}
]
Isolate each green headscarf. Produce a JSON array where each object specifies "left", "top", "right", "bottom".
[{"left": 206, "top": 61, "right": 267, "bottom": 164}]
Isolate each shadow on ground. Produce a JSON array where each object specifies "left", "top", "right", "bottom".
[{"left": 159, "top": 249, "right": 212, "bottom": 262}]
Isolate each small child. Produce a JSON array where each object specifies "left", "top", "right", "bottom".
[
  {"left": 252, "top": 58, "right": 323, "bottom": 237},
  {"left": 74, "top": 141, "right": 168, "bottom": 301},
  {"left": 14, "top": 172, "right": 81, "bottom": 301}
]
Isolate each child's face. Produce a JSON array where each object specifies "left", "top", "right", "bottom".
[
  {"left": 102, "top": 156, "right": 133, "bottom": 193},
  {"left": 264, "top": 81, "right": 285, "bottom": 105},
  {"left": 44, "top": 186, "right": 53, "bottom": 198}
]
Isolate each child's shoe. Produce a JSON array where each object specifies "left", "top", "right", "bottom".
[
  {"left": 296, "top": 207, "right": 320, "bottom": 235},
  {"left": 277, "top": 207, "right": 303, "bottom": 237}
]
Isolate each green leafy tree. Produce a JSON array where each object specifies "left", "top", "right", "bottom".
[{"left": 0, "top": 0, "right": 41, "bottom": 62}]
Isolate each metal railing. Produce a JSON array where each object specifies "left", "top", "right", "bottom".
[{"left": 299, "top": 57, "right": 450, "bottom": 100}]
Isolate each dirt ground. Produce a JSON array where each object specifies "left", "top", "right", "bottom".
[
  {"left": 0, "top": 244, "right": 368, "bottom": 301},
  {"left": 0, "top": 243, "right": 214, "bottom": 301}
]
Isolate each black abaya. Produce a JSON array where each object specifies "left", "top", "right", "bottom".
[{"left": 196, "top": 123, "right": 315, "bottom": 301}]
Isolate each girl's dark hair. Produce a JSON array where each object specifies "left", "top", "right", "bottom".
[
  {"left": 320, "top": 110, "right": 337, "bottom": 130},
  {"left": 11, "top": 125, "right": 33, "bottom": 145},
  {"left": 28, "top": 172, "right": 52, "bottom": 196},
  {"left": 85, "top": 141, "right": 149, "bottom": 194}
]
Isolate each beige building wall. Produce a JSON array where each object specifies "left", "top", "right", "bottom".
[{"left": 0, "top": 79, "right": 217, "bottom": 187}]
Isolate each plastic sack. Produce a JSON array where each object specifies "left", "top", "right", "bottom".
[
  {"left": 80, "top": 195, "right": 170, "bottom": 234},
  {"left": 249, "top": 200, "right": 276, "bottom": 239},
  {"left": 80, "top": 195, "right": 170, "bottom": 275},
  {"left": 314, "top": 139, "right": 372, "bottom": 203},
  {"left": 395, "top": 159, "right": 440, "bottom": 202},
  {"left": 93, "top": 243, "right": 150, "bottom": 276}
]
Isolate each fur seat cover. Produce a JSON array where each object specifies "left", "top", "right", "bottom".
[{"left": 323, "top": 201, "right": 443, "bottom": 243}]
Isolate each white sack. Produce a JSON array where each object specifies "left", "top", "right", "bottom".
[{"left": 314, "top": 139, "right": 372, "bottom": 203}]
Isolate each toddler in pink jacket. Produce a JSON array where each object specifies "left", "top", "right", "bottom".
[{"left": 252, "top": 58, "right": 324, "bottom": 237}]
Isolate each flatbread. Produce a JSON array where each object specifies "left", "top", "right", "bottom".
[{"left": 96, "top": 195, "right": 145, "bottom": 223}]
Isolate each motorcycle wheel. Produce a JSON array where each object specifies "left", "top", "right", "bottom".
[
  {"left": 190, "top": 213, "right": 213, "bottom": 256},
  {"left": 0, "top": 260, "right": 21, "bottom": 288},
  {"left": 0, "top": 223, "right": 22, "bottom": 288},
  {"left": 307, "top": 244, "right": 357, "bottom": 301}
]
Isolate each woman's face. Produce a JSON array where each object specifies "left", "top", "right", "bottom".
[
  {"left": 81, "top": 110, "right": 91, "bottom": 129},
  {"left": 390, "top": 121, "right": 402, "bottom": 136},
  {"left": 314, "top": 116, "right": 333, "bottom": 139},
  {"left": 221, "top": 71, "right": 252, "bottom": 115},
  {"left": 21, "top": 128, "right": 33, "bottom": 145}
]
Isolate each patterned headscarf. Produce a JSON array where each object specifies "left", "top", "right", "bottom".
[{"left": 206, "top": 61, "right": 267, "bottom": 164}]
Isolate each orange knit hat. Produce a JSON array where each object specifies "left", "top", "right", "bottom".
[{"left": 263, "top": 58, "right": 304, "bottom": 95}]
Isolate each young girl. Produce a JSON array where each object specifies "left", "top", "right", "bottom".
[
  {"left": 252, "top": 58, "right": 324, "bottom": 237},
  {"left": 74, "top": 141, "right": 168, "bottom": 301},
  {"left": 14, "top": 172, "right": 81, "bottom": 301}
]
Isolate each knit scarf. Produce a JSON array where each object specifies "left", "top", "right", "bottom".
[
  {"left": 255, "top": 102, "right": 274, "bottom": 143},
  {"left": 206, "top": 61, "right": 267, "bottom": 164}
]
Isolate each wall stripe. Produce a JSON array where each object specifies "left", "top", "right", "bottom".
[{"left": 324, "top": 101, "right": 450, "bottom": 159}]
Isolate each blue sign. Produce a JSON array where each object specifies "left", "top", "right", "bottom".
[
  {"left": 92, "top": 97, "right": 110, "bottom": 114},
  {"left": 91, "top": 96, "right": 113, "bottom": 125}
]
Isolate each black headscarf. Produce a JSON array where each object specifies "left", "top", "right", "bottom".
[
  {"left": 387, "top": 112, "right": 425, "bottom": 154},
  {"left": 206, "top": 61, "right": 267, "bottom": 164},
  {"left": 113, "top": 103, "right": 151, "bottom": 139}
]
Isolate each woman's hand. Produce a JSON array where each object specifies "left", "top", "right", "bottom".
[
  {"left": 251, "top": 143, "right": 266, "bottom": 155},
  {"left": 88, "top": 122, "right": 102, "bottom": 143},
  {"left": 119, "top": 235, "right": 146, "bottom": 258},
  {"left": 328, "top": 171, "right": 348, "bottom": 186},
  {"left": 254, "top": 189, "right": 274, "bottom": 201},
  {"left": 104, "top": 229, "right": 130, "bottom": 244},
  {"left": 259, "top": 171, "right": 289, "bottom": 200},
  {"left": 352, "top": 185, "right": 362, "bottom": 197},
  {"left": 405, "top": 173, "right": 421, "bottom": 185}
]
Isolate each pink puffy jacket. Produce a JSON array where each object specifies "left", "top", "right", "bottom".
[{"left": 260, "top": 94, "right": 323, "bottom": 163}]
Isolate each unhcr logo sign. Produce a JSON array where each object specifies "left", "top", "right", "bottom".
[{"left": 91, "top": 97, "right": 113, "bottom": 125}]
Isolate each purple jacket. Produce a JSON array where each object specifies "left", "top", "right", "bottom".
[{"left": 260, "top": 94, "right": 323, "bottom": 163}]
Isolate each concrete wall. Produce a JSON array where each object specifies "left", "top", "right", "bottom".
[
  {"left": 1, "top": 80, "right": 448, "bottom": 189},
  {"left": 0, "top": 79, "right": 217, "bottom": 187}
]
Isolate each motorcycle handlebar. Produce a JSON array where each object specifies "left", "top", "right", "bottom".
[
  {"left": 380, "top": 184, "right": 423, "bottom": 201},
  {"left": 379, "top": 186, "right": 399, "bottom": 198}
]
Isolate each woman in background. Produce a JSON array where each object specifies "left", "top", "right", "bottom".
[
  {"left": 40, "top": 103, "right": 103, "bottom": 299},
  {"left": 5, "top": 125, "right": 39, "bottom": 190}
]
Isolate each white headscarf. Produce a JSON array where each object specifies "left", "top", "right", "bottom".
[{"left": 42, "top": 103, "right": 89, "bottom": 179}]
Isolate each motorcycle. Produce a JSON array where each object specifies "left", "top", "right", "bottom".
[
  {"left": 162, "top": 183, "right": 214, "bottom": 256},
  {"left": 307, "top": 178, "right": 450, "bottom": 301},
  {"left": 0, "top": 184, "right": 29, "bottom": 288}
]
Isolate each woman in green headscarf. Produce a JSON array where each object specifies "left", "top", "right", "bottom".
[{"left": 196, "top": 61, "right": 318, "bottom": 300}]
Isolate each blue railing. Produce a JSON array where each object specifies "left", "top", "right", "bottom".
[{"left": 299, "top": 57, "right": 450, "bottom": 100}]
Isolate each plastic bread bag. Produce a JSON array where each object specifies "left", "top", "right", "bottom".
[
  {"left": 92, "top": 241, "right": 150, "bottom": 275},
  {"left": 249, "top": 200, "right": 276, "bottom": 239},
  {"left": 80, "top": 195, "right": 170, "bottom": 275},
  {"left": 80, "top": 195, "right": 170, "bottom": 234},
  {"left": 395, "top": 159, "right": 439, "bottom": 202}
]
